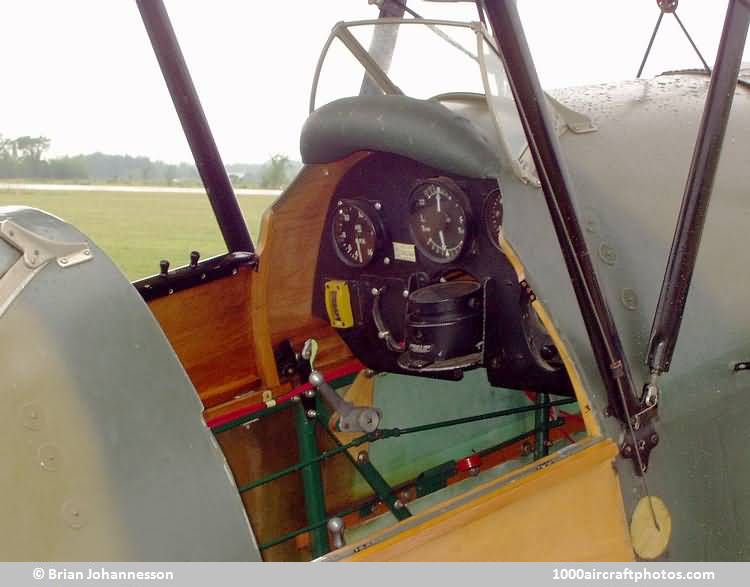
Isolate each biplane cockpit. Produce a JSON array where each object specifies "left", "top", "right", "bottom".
[
  {"left": 305, "top": 19, "right": 577, "bottom": 395},
  {"left": 2, "top": 0, "right": 750, "bottom": 565}
]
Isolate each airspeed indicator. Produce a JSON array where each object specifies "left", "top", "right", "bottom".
[{"left": 331, "top": 200, "right": 381, "bottom": 268}]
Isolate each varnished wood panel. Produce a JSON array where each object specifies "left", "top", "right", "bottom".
[
  {"left": 215, "top": 411, "right": 308, "bottom": 561},
  {"left": 148, "top": 265, "right": 260, "bottom": 407},
  {"left": 250, "top": 153, "right": 370, "bottom": 388},
  {"left": 343, "top": 440, "right": 634, "bottom": 561}
]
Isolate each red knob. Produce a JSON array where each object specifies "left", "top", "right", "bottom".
[{"left": 456, "top": 454, "right": 482, "bottom": 476}]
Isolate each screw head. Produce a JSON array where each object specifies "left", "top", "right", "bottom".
[
  {"left": 306, "top": 409, "right": 317, "bottom": 419},
  {"left": 356, "top": 451, "right": 369, "bottom": 464}
]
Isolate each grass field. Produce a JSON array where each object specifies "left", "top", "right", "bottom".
[{"left": 0, "top": 188, "right": 277, "bottom": 280}]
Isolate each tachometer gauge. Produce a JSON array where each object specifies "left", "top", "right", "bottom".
[
  {"left": 408, "top": 178, "right": 470, "bottom": 264},
  {"left": 482, "top": 188, "right": 504, "bottom": 250},
  {"left": 331, "top": 200, "right": 381, "bottom": 268}
]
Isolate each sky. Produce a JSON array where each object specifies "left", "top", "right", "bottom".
[{"left": 0, "top": 0, "right": 747, "bottom": 165}]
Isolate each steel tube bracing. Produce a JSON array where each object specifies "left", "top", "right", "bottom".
[
  {"left": 136, "top": 0, "right": 253, "bottom": 253},
  {"left": 237, "top": 397, "right": 575, "bottom": 493},
  {"left": 647, "top": 0, "right": 750, "bottom": 374},
  {"left": 317, "top": 402, "right": 411, "bottom": 521},
  {"left": 483, "top": 1, "right": 640, "bottom": 423},
  {"left": 259, "top": 418, "right": 567, "bottom": 553},
  {"left": 294, "top": 403, "right": 330, "bottom": 558}
]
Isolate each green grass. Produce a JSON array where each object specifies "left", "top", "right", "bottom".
[{"left": 0, "top": 189, "right": 277, "bottom": 280}]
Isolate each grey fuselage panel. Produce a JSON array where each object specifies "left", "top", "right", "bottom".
[{"left": 0, "top": 207, "right": 259, "bottom": 561}]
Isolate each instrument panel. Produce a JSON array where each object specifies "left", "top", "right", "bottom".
[
  {"left": 312, "top": 152, "right": 573, "bottom": 395},
  {"left": 327, "top": 173, "right": 502, "bottom": 271}
]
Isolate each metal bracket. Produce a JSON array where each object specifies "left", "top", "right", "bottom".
[
  {"left": 304, "top": 338, "right": 382, "bottom": 433},
  {"left": 0, "top": 220, "right": 92, "bottom": 319},
  {"left": 619, "top": 382, "right": 660, "bottom": 473}
]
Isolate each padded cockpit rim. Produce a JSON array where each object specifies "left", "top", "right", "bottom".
[{"left": 300, "top": 95, "right": 504, "bottom": 180}]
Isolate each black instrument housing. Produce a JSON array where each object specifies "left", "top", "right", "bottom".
[{"left": 312, "top": 152, "right": 573, "bottom": 396}]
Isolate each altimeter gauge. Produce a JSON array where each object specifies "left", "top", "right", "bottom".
[
  {"left": 331, "top": 199, "right": 382, "bottom": 268},
  {"left": 408, "top": 177, "right": 471, "bottom": 264}
]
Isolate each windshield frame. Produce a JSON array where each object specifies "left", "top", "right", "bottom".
[
  {"left": 309, "top": 18, "right": 488, "bottom": 114},
  {"left": 308, "top": 18, "right": 528, "bottom": 177}
]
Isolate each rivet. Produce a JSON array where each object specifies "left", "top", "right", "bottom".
[
  {"left": 232, "top": 268, "right": 238, "bottom": 275},
  {"left": 60, "top": 257, "right": 68, "bottom": 265},
  {"left": 356, "top": 451, "right": 369, "bottom": 464},
  {"left": 62, "top": 500, "right": 87, "bottom": 529},
  {"left": 383, "top": 257, "right": 391, "bottom": 265},
  {"left": 582, "top": 209, "right": 600, "bottom": 234},
  {"left": 621, "top": 288, "right": 639, "bottom": 311},
  {"left": 21, "top": 403, "right": 44, "bottom": 431},
  {"left": 39, "top": 444, "right": 62, "bottom": 472},
  {"left": 598, "top": 242, "right": 617, "bottom": 266},
  {"left": 374, "top": 202, "right": 382, "bottom": 211}
]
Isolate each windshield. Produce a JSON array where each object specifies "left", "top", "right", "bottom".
[
  {"left": 311, "top": 18, "right": 536, "bottom": 179},
  {"left": 311, "top": 19, "right": 485, "bottom": 111}
]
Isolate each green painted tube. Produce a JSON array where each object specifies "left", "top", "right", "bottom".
[
  {"left": 316, "top": 401, "right": 411, "bottom": 520},
  {"left": 239, "top": 398, "right": 575, "bottom": 493},
  {"left": 534, "top": 393, "right": 551, "bottom": 460},
  {"left": 259, "top": 419, "right": 567, "bottom": 552},
  {"left": 294, "top": 402, "right": 329, "bottom": 558}
]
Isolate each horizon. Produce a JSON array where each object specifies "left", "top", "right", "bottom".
[
  {"left": 0, "top": 135, "right": 301, "bottom": 168},
  {"left": 1, "top": 1, "right": 747, "bottom": 165}
]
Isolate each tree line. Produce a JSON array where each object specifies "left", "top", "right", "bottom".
[{"left": 0, "top": 134, "right": 300, "bottom": 188}]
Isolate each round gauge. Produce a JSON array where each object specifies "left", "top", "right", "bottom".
[
  {"left": 408, "top": 178, "right": 470, "bottom": 264},
  {"left": 331, "top": 200, "right": 380, "bottom": 267},
  {"left": 482, "top": 188, "right": 504, "bottom": 250}
]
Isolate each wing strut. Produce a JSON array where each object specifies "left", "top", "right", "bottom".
[
  {"left": 482, "top": 1, "right": 661, "bottom": 483},
  {"left": 136, "top": 0, "right": 253, "bottom": 254},
  {"left": 637, "top": 0, "right": 711, "bottom": 78},
  {"left": 647, "top": 0, "right": 750, "bottom": 374}
]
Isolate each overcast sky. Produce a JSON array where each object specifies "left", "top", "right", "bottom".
[{"left": 1, "top": 0, "right": 746, "bottom": 164}]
